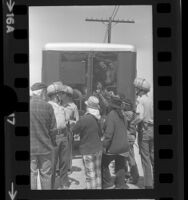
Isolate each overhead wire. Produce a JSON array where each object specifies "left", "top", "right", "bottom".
[
  {"left": 112, "top": 6, "right": 119, "bottom": 20},
  {"left": 102, "top": 6, "right": 120, "bottom": 43},
  {"left": 111, "top": 6, "right": 117, "bottom": 19}
]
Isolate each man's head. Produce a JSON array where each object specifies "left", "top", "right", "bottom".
[
  {"left": 47, "top": 81, "right": 64, "bottom": 104},
  {"left": 85, "top": 96, "right": 100, "bottom": 110},
  {"left": 133, "top": 77, "right": 151, "bottom": 96},
  {"left": 31, "top": 82, "right": 47, "bottom": 100},
  {"left": 99, "top": 61, "right": 107, "bottom": 70}
]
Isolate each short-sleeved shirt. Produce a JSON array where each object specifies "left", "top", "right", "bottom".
[
  {"left": 136, "top": 94, "right": 153, "bottom": 124},
  {"left": 48, "top": 101, "right": 66, "bottom": 129},
  {"left": 30, "top": 96, "right": 57, "bottom": 155}
]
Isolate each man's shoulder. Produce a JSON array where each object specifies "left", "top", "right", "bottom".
[
  {"left": 48, "top": 101, "right": 59, "bottom": 109},
  {"left": 31, "top": 97, "right": 45, "bottom": 105},
  {"left": 37, "top": 99, "right": 54, "bottom": 111},
  {"left": 80, "top": 113, "right": 93, "bottom": 121},
  {"left": 65, "top": 102, "right": 77, "bottom": 109}
]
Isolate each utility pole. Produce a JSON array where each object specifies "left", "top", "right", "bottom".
[
  {"left": 108, "top": 17, "right": 112, "bottom": 43},
  {"left": 85, "top": 17, "right": 135, "bottom": 43}
]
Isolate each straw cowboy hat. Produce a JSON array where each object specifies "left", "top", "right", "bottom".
[{"left": 47, "top": 81, "right": 64, "bottom": 96}]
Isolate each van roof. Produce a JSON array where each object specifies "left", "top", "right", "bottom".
[{"left": 43, "top": 43, "right": 136, "bottom": 52}]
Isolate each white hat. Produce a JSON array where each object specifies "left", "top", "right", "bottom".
[
  {"left": 133, "top": 77, "right": 151, "bottom": 92},
  {"left": 47, "top": 81, "right": 64, "bottom": 95},
  {"left": 85, "top": 96, "right": 100, "bottom": 110}
]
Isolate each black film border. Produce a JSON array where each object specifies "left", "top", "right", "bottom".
[{"left": 3, "top": 0, "right": 183, "bottom": 200}]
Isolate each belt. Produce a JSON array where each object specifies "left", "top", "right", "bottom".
[{"left": 57, "top": 128, "right": 67, "bottom": 137}]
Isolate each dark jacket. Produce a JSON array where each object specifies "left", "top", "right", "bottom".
[
  {"left": 72, "top": 113, "right": 103, "bottom": 155},
  {"left": 30, "top": 96, "right": 57, "bottom": 155},
  {"left": 124, "top": 111, "right": 137, "bottom": 142},
  {"left": 103, "top": 110, "right": 130, "bottom": 154}
]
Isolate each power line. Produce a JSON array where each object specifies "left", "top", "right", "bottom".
[
  {"left": 85, "top": 8, "right": 135, "bottom": 43},
  {"left": 112, "top": 6, "right": 119, "bottom": 20},
  {"left": 111, "top": 6, "right": 117, "bottom": 19},
  {"left": 85, "top": 18, "right": 134, "bottom": 23}
]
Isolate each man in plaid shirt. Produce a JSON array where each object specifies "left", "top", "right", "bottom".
[{"left": 30, "top": 82, "right": 57, "bottom": 190}]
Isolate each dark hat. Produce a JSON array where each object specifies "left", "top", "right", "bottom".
[
  {"left": 119, "top": 94, "right": 133, "bottom": 111},
  {"left": 31, "top": 82, "right": 47, "bottom": 91},
  {"left": 109, "top": 96, "right": 122, "bottom": 109},
  {"left": 73, "top": 89, "right": 83, "bottom": 99}
]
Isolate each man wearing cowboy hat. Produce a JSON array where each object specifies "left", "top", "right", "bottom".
[
  {"left": 72, "top": 96, "right": 103, "bottom": 189},
  {"left": 30, "top": 82, "right": 57, "bottom": 189},
  {"left": 47, "top": 81, "right": 70, "bottom": 189},
  {"left": 133, "top": 77, "right": 153, "bottom": 189}
]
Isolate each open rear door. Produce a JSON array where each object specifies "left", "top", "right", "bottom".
[
  {"left": 92, "top": 51, "right": 136, "bottom": 105},
  {"left": 117, "top": 51, "right": 137, "bottom": 105}
]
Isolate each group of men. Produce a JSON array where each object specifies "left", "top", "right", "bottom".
[{"left": 30, "top": 77, "right": 153, "bottom": 190}]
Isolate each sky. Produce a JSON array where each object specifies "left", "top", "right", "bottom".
[{"left": 29, "top": 5, "right": 153, "bottom": 95}]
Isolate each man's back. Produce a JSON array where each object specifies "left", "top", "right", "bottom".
[
  {"left": 73, "top": 114, "right": 102, "bottom": 155},
  {"left": 30, "top": 96, "right": 56, "bottom": 155},
  {"left": 136, "top": 94, "right": 153, "bottom": 124},
  {"left": 139, "top": 94, "right": 153, "bottom": 124}
]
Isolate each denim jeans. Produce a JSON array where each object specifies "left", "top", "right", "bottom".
[
  {"left": 102, "top": 154, "right": 126, "bottom": 188},
  {"left": 138, "top": 125, "right": 154, "bottom": 188},
  {"left": 51, "top": 134, "right": 69, "bottom": 189},
  {"left": 31, "top": 153, "right": 53, "bottom": 190}
]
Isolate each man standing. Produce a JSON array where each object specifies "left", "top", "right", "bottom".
[
  {"left": 47, "top": 82, "right": 70, "bottom": 189},
  {"left": 30, "top": 82, "right": 57, "bottom": 190},
  {"left": 72, "top": 96, "right": 103, "bottom": 189},
  {"left": 120, "top": 97, "right": 139, "bottom": 185},
  {"left": 102, "top": 96, "right": 130, "bottom": 189},
  {"left": 133, "top": 77, "right": 154, "bottom": 189},
  {"left": 61, "top": 85, "right": 79, "bottom": 173}
]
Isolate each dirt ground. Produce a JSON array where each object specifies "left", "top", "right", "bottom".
[{"left": 54, "top": 141, "right": 144, "bottom": 189}]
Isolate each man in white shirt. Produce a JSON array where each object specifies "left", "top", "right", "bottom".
[
  {"left": 47, "top": 82, "right": 69, "bottom": 189},
  {"left": 133, "top": 77, "right": 154, "bottom": 189}
]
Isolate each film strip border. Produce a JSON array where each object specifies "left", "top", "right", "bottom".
[{"left": 3, "top": 0, "right": 182, "bottom": 200}]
